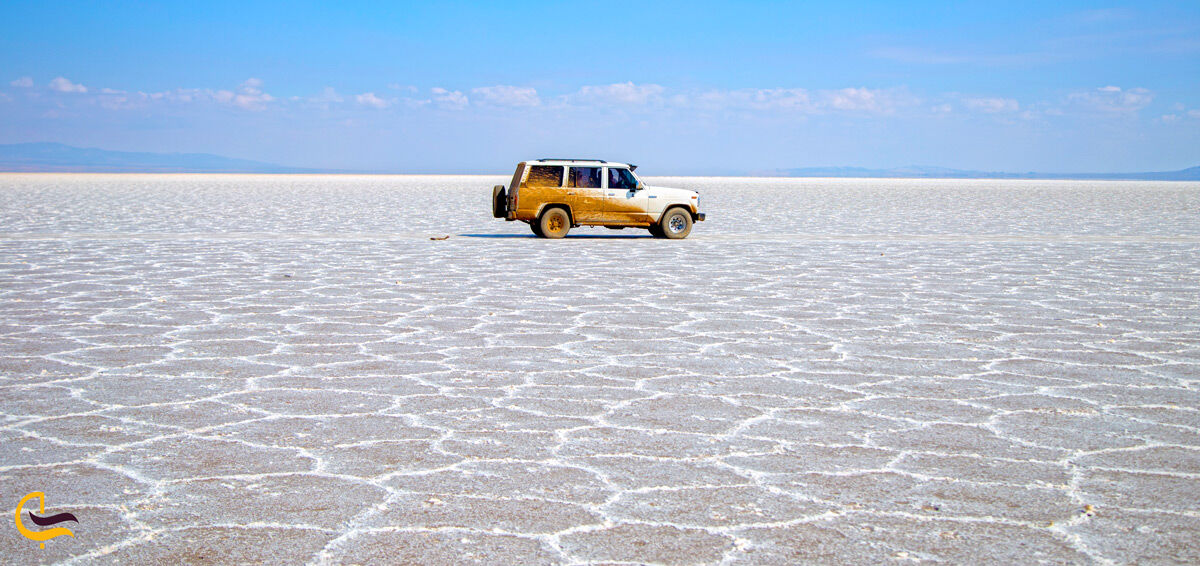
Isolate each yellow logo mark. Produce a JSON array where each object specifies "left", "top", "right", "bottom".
[{"left": 15, "top": 492, "right": 76, "bottom": 549}]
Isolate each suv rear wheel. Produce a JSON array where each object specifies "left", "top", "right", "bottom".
[
  {"left": 492, "top": 185, "right": 507, "bottom": 218},
  {"left": 538, "top": 207, "right": 571, "bottom": 239},
  {"left": 660, "top": 208, "right": 693, "bottom": 239}
]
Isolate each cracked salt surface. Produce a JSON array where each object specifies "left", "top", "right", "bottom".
[{"left": 0, "top": 173, "right": 1198, "bottom": 564}]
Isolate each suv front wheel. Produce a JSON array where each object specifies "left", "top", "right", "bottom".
[
  {"left": 659, "top": 208, "right": 693, "bottom": 239},
  {"left": 538, "top": 207, "right": 571, "bottom": 239}
]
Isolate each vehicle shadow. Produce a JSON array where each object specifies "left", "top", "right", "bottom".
[{"left": 458, "top": 233, "right": 653, "bottom": 239}]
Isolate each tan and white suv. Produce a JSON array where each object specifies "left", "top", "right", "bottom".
[{"left": 491, "top": 159, "right": 705, "bottom": 239}]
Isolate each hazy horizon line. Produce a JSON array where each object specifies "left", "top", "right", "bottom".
[
  {"left": 3, "top": 171, "right": 1199, "bottom": 183},
  {"left": 1, "top": 142, "right": 1197, "bottom": 180}
]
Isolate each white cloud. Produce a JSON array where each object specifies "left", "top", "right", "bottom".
[
  {"left": 823, "top": 87, "right": 892, "bottom": 112},
  {"left": 311, "top": 86, "right": 344, "bottom": 105},
  {"left": 29, "top": 76, "right": 1186, "bottom": 132},
  {"left": 431, "top": 87, "right": 468, "bottom": 110},
  {"left": 687, "top": 88, "right": 813, "bottom": 112},
  {"left": 98, "top": 92, "right": 137, "bottom": 110},
  {"left": 94, "top": 87, "right": 193, "bottom": 110},
  {"left": 212, "top": 78, "right": 274, "bottom": 110},
  {"left": 639, "top": 86, "right": 913, "bottom": 115},
  {"left": 1069, "top": 86, "right": 1153, "bottom": 113},
  {"left": 49, "top": 76, "right": 87, "bottom": 93},
  {"left": 355, "top": 92, "right": 389, "bottom": 109},
  {"left": 471, "top": 85, "right": 540, "bottom": 107},
  {"left": 572, "top": 82, "right": 665, "bottom": 105},
  {"left": 963, "top": 97, "right": 1019, "bottom": 113},
  {"left": 163, "top": 89, "right": 197, "bottom": 103},
  {"left": 1188, "top": 109, "right": 1200, "bottom": 118}
]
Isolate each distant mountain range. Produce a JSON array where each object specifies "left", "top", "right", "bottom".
[
  {"left": 764, "top": 165, "right": 1200, "bottom": 181},
  {"left": 0, "top": 142, "right": 323, "bottom": 173},
  {"left": 1, "top": 142, "right": 1198, "bottom": 180}
]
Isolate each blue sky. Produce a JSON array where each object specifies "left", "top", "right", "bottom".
[{"left": 2, "top": 1, "right": 1198, "bottom": 173}]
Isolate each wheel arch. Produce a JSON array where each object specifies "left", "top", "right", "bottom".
[
  {"left": 536, "top": 203, "right": 574, "bottom": 225},
  {"left": 661, "top": 203, "right": 696, "bottom": 222}
]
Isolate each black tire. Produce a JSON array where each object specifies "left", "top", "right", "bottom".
[
  {"left": 530, "top": 221, "right": 544, "bottom": 238},
  {"left": 492, "top": 185, "right": 507, "bottom": 218},
  {"left": 659, "top": 208, "right": 693, "bottom": 239},
  {"left": 538, "top": 207, "right": 571, "bottom": 239},
  {"left": 648, "top": 224, "right": 665, "bottom": 238}
]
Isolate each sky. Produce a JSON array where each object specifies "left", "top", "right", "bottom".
[{"left": 1, "top": 1, "right": 1198, "bottom": 174}]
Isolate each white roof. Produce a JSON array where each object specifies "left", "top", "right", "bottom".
[{"left": 528, "top": 159, "right": 633, "bottom": 169}]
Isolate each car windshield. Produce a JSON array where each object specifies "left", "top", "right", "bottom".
[{"left": 608, "top": 168, "right": 637, "bottom": 189}]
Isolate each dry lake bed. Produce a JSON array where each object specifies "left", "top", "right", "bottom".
[{"left": 1, "top": 173, "right": 1198, "bottom": 564}]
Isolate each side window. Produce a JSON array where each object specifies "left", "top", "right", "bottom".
[
  {"left": 526, "top": 165, "right": 563, "bottom": 187},
  {"left": 569, "top": 167, "right": 602, "bottom": 188},
  {"left": 607, "top": 168, "right": 637, "bottom": 189}
]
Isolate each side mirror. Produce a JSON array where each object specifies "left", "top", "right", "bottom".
[{"left": 635, "top": 181, "right": 644, "bottom": 190}]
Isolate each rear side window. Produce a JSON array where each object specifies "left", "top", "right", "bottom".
[
  {"left": 526, "top": 165, "right": 563, "bottom": 187},
  {"left": 569, "top": 167, "right": 602, "bottom": 188}
]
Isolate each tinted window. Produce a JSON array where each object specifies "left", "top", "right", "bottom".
[
  {"left": 569, "top": 167, "right": 602, "bottom": 188},
  {"left": 607, "top": 168, "right": 637, "bottom": 189},
  {"left": 526, "top": 165, "right": 563, "bottom": 187}
]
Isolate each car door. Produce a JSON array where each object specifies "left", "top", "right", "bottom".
[
  {"left": 567, "top": 166, "right": 606, "bottom": 222},
  {"left": 603, "top": 167, "right": 649, "bottom": 223}
]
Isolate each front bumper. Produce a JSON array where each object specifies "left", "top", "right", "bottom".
[{"left": 696, "top": 212, "right": 706, "bottom": 221}]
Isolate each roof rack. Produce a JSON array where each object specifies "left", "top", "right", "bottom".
[{"left": 537, "top": 158, "right": 606, "bottom": 163}]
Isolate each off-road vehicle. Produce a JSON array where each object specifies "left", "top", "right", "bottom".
[{"left": 491, "top": 159, "right": 705, "bottom": 239}]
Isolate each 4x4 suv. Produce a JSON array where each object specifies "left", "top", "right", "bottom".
[{"left": 491, "top": 159, "right": 705, "bottom": 239}]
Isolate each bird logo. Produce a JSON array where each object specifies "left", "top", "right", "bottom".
[{"left": 15, "top": 492, "right": 78, "bottom": 549}]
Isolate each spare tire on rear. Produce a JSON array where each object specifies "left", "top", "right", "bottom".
[{"left": 492, "top": 185, "right": 508, "bottom": 218}]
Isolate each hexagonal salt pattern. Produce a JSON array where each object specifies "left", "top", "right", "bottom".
[{"left": 1, "top": 174, "right": 1198, "bottom": 564}]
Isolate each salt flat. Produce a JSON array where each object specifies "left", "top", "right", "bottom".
[{"left": 1, "top": 173, "right": 1198, "bottom": 564}]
